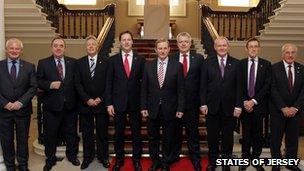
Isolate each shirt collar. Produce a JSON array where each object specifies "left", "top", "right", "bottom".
[
  {"left": 248, "top": 56, "right": 258, "bottom": 62},
  {"left": 283, "top": 60, "right": 294, "bottom": 68},
  {"left": 122, "top": 50, "right": 133, "bottom": 57},
  {"left": 217, "top": 54, "right": 227, "bottom": 61},
  {"left": 7, "top": 58, "right": 20, "bottom": 64},
  {"left": 158, "top": 57, "right": 169, "bottom": 64},
  {"left": 88, "top": 54, "right": 97, "bottom": 60},
  {"left": 180, "top": 52, "right": 190, "bottom": 58}
]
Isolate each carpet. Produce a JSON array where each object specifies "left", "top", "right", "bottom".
[{"left": 110, "top": 156, "right": 209, "bottom": 171}]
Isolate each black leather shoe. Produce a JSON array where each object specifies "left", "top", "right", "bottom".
[
  {"left": 272, "top": 166, "right": 280, "bottom": 171},
  {"left": 161, "top": 164, "right": 170, "bottom": 171},
  {"left": 207, "top": 164, "right": 216, "bottom": 171},
  {"left": 18, "top": 165, "right": 29, "bottom": 171},
  {"left": 222, "top": 166, "right": 231, "bottom": 171},
  {"left": 68, "top": 158, "right": 80, "bottom": 166},
  {"left": 80, "top": 160, "right": 92, "bottom": 170},
  {"left": 112, "top": 160, "right": 124, "bottom": 171},
  {"left": 286, "top": 165, "right": 302, "bottom": 171},
  {"left": 192, "top": 160, "right": 201, "bottom": 171},
  {"left": 102, "top": 160, "right": 110, "bottom": 168},
  {"left": 148, "top": 161, "right": 162, "bottom": 171},
  {"left": 43, "top": 162, "right": 55, "bottom": 171},
  {"left": 240, "top": 165, "right": 248, "bottom": 171},
  {"left": 133, "top": 161, "right": 142, "bottom": 171},
  {"left": 254, "top": 166, "right": 265, "bottom": 171}
]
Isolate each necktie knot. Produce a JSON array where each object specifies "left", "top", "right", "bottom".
[
  {"left": 11, "top": 60, "right": 17, "bottom": 65},
  {"left": 183, "top": 54, "right": 187, "bottom": 58},
  {"left": 251, "top": 58, "right": 255, "bottom": 63},
  {"left": 288, "top": 64, "right": 292, "bottom": 69}
]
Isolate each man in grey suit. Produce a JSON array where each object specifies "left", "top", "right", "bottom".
[{"left": 0, "top": 38, "right": 37, "bottom": 171}]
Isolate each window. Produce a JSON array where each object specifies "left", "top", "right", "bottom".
[
  {"left": 60, "top": 0, "right": 96, "bottom": 5},
  {"left": 218, "top": 0, "right": 259, "bottom": 7}
]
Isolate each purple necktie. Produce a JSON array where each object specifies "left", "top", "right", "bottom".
[
  {"left": 248, "top": 58, "right": 255, "bottom": 98},
  {"left": 288, "top": 65, "right": 293, "bottom": 93},
  {"left": 220, "top": 57, "right": 225, "bottom": 78},
  {"left": 10, "top": 60, "right": 17, "bottom": 79}
]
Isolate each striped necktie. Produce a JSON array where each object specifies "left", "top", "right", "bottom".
[{"left": 89, "top": 58, "right": 96, "bottom": 78}]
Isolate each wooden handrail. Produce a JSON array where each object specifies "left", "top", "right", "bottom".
[
  {"left": 201, "top": 0, "right": 280, "bottom": 40},
  {"left": 97, "top": 16, "right": 115, "bottom": 52},
  {"left": 202, "top": 17, "right": 219, "bottom": 40}
]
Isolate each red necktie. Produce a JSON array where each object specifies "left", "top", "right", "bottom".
[
  {"left": 123, "top": 53, "right": 130, "bottom": 78},
  {"left": 182, "top": 54, "right": 188, "bottom": 78}
]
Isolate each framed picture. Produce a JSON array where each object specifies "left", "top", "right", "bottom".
[{"left": 128, "top": 0, "right": 186, "bottom": 17}]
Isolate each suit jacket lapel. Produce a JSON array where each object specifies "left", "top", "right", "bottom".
[
  {"left": 64, "top": 57, "right": 71, "bottom": 81},
  {"left": 119, "top": 53, "right": 129, "bottom": 79},
  {"left": 187, "top": 53, "right": 196, "bottom": 77},
  {"left": 129, "top": 54, "right": 138, "bottom": 78},
  {"left": 162, "top": 58, "right": 171, "bottom": 88},
  {"left": 293, "top": 63, "right": 301, "bottom": 91},
  {"left": 84, "top": 56, "right": 92, "bottom": 79},
  {"left": 2, "top": 59, "right": 15, "bottom": 83},
  {"left": 151, "top": 59, "right": 160, "bottom": 89},
  {"left": 255, "top": 59, "right": 264, "bottom": 89},
  {"left": 278, "top": 62, "right": 289, "bottom": 92},
  {"left": 15, "top": 60, "right": 25, "bottom": 85},
  {"left": 223, "top": 56, "right": 233, "bottom": 80}
]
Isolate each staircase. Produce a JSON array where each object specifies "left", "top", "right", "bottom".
[
  {"left": 108, "top": 39, "right": 208, "bottom": 155},
  {"left": 4, "top": 0, "right": 58, "bottom": 43},
  {"left": 258, "top": 0, "right": 304, "bottom": 46}
]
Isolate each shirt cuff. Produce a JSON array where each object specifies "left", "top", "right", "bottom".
[
  {"left": 235, "top": 107, "right": 242, "bottom": 112},
  {"left": 200, "top": 105, "right": 207, "bottom": 109},
  {"left": 252, "top": 99, "right": 258, "bottom": 105}
]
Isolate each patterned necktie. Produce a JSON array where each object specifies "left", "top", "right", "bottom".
[
  {"left": 248, "top": 58, "right": 256, "bottom": 97},
  {"left": 220, "top": 57, "right": 225, "bottom": 78},
  {"left": 182, "top": 54, "right": 188, "bottom": 78},
  {"left": 89, "top": 58, "right": 96, "bottom": 78},
  {"left": 288, "top": 64, "right": 293, "bottom": 93},
  {"left": 158, "top": 61, "right": 165, "bottom": 88},
  {"left": 123, "top": 53, "right": 130, "bottom": 78},
  {"left": 10, "top": 60, "right": 17, "bottom": 79},
  {"left": 57, "top": 59, "right": 63, "bottom": 80}
]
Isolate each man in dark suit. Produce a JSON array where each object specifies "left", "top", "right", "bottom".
[
  {"left": 105, "top": 31, "right": 145, "bottom": 171},
  {"left": 37, "top": 37, "right": 80, "bottom": 171},
  {"left": 75, "top": 36, "right": 110, "bottom": 169},
  {"left": 169, "top": 32, "right": 203, "bottom": 171},
  {"left": 0, "top": 38, "right": 37, "bottom": 171},
  {"left": 270, "top": 43, "right": 304, "bottom": 171},
  {"left": 239, "top": 38, "right": 271, "bottom": 171},
  {"left": 200, "top": 36, "right": 242, "bottom": 171},
  {"left": 141, "top": 38, "right": 184, "bottom": 171}
]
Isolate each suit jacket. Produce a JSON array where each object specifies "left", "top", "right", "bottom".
[
  {"left": 0, "top": 59, "right": 37, "bottom": 118},
  {"left": 141, "top": 58, "right": 185, "bottom": 120},
  {"left": 105, "top": 52, "right": 145, "bottom": 112},
  {"left": 37, "top": 56, "right": 77, "bottom": 111},
  {"left": 170, "top": 52, "right": 204, "bottom": 110},
  {"left": 239, "top": 57, "right": 271, "bottom": 114},
  {"left": 270, "top": 61, "right": 304, "bottom": 114},
  {"left": 200, "top": 55, "right": 242, "bottom": 116},
  {"left": 75, "top": 55, "right": 108, "bottom": 114}
]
